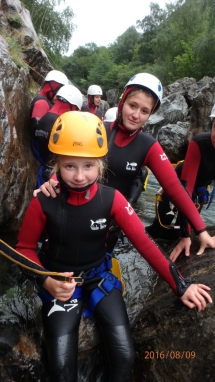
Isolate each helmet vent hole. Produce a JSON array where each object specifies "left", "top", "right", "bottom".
[
  {"left": 96, "top": 128, "right": 102, "bottom": 135},
  {"left": 97, "top": 137, "right": 103, "bottom": 147},
  {"left": 53, "top": 133, "right": 60, "bottom": 143},
  {"left": 56, "top": 124, "right": 62, "bottom": 131}
]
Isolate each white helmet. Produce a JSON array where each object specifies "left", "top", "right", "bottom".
[
  {"left": 44, "top": 70, "right": 68, "bottom": 86},
  {"left": 104, "top": 107, "right": 118, "bottom": 122},
  {"left": 209, "top": 104, "right": 215, "bottom": 119},
  {"left": 56, "top": 85, "right": 83, "bottom": 110},
  {"left": 87, "top": 85, "right": 103, "bottom": 96},
  {"left": 124, "top": 73, "right": 163, "bottom": 113}
]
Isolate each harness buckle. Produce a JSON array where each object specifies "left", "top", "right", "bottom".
[
  {"left": 66, "top": 276, "right": 83, "bottom": 285},
  {"left": 98, "top": 278, "right": 108, "bottom": 296}
]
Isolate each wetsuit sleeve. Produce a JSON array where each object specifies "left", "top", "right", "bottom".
[
  {"left": 180, "top": 141, "right": 202, "bottom": 196},
  {"left": 16, "top": 198, "right": 47, "bottom": 266},
  {"left": 111, "top": 190, "right": 191, "bottom": 296},
  {"left": 144, "top": 141, "right": 206, "bottom": 235},
  {"left": 177, "top": 141, "right": 202, "bottom": 236},
  {"left": 31, "top": 99, "right": 51, "bottom": 120}
]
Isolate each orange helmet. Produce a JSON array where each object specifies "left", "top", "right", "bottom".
[{"left": 48, "top": 111, "right": 108, "bottom": 157}]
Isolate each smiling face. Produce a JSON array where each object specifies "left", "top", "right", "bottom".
[
  {"left": 211, "top": 119, "right": 215, "bottom": 148},
  {"left": 58, "top": 156, "right": 100, "bottom": 188},
  {"left": 122, "top": 90, "right": 155, "bottom": 132}
]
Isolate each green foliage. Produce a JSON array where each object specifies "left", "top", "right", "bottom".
[
  {"left": 23, "top": 0, "right": 215, "bottom": 92},
  {"left": 109, "top": 27, "right": 141, "bottom": 65},
  {"left": 7, "top": 15, "right": 23, "bottom": 28},
  {"left": 6, "top": 35, "right": 28, "bottom": 69},
  {"left": 23, "top": 0, "right": 75, "bottom": 62}
]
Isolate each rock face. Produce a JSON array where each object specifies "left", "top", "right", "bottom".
[
  {"left": 0, "top": 0, "right": 52, "bottom": 232},
  {"left": 131, "top": 229, "right": 215, "bottom": 382}
]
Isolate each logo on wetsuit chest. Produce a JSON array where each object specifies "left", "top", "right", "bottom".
[
  {"left": 126, "top": 162, "right": 137, "bottom": 171},
  {"left": 90, "top": 218, "right": 107, "bottom": 230}
]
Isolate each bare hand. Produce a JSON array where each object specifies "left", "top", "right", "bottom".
[
  {"left": 196, "top": 231, "right": 215, "bottom": 255},
  {"left": 33, "top": 179, "right": 59, "bottom": 198},
  {"left": 169, "top": 237, "right": 191, "bottom": 262},
  {"left": 180, "top": 284, "right": 212, "bottom": 312},
  {"left": 43, "top": 272, "right": 77, "bottom": 301}
]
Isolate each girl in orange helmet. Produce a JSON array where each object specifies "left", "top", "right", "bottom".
[{"left": 16, "top": 111, "right": 212, "bottom": 381}]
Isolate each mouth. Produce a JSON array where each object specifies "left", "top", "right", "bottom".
[{"left": 128, "top": 118, "right": 138, "bottom": 125}]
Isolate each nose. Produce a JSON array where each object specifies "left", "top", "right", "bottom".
[
  {"left": 132, "top": 108, "right": 140, "bottom": 119},
  {"left": 74, "top": 168, "right": 85, "bottom": 181}
]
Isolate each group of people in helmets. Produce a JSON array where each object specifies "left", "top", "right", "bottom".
[
  {"left": 29, "top": 71, "right": 103, "bottom": 186},
  {"left": 16, "top": 69, "right": 215, "bottom": 381}
]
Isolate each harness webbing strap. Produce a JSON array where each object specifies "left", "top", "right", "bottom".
[{"left": 0, "top": 239, "right": 82, "bottom": 284}]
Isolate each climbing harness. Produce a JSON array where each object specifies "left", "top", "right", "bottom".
[
  {"left": 0, "top": 239, "right": 125, "bottom": 317},
  {"left": 0, "top": 239, "right": 82, "bottom": 284}
]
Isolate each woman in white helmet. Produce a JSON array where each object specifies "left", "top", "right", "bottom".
[
  {"left": 149, "top": 103, "right": 215, "bottom": 262},
  {"left": 30, "top": 70, "right": 69, "bottom": 124},
  {"left": 34, "top": 84, "right": 83, "bottom": 185},
  {"left": 30, "top": 70, "right": 69, "bottom": 164},
  {"left": 81, "top": 84, "right": 103, "bottom": 119},
  {"left": 37, "top": 73, "right": 215, "bottom": 258}
]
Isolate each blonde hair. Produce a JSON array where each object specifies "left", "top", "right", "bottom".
[{"left": 50, "top": 156, "right": 107, "bottom": 184}]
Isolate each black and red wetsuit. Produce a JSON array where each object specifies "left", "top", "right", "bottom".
[
  {"left": 180, "top": 132, "right": 215, "bottom": 195},
  {"left": 30, "top": 81, "right": 65, "bottom": 120},
  {"left": 34, "top": 100, "right": 77, "bottom": 183},
  {"left": 29, "top": 82, "right": 64, "bottom": 170},
  {"left": 104, "top": 121, "right": 207, "bottom": 235},
  {"left": 35, "top": 100, "right": 75, "bottom": 165},
  {"left": 81, "top": 103, "right": 103, "bottom": 119},
  {"left": 16, "top": 180, "right": 190, "bottom": 381}
]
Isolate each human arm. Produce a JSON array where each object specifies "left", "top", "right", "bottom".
[
  {"left": 111, "top": 191, "right": 212, "bottom": 309},
  {"left": 180, "top": 284, "right": 212, "bottom": 312},
  {"left": 144, "top": 141, "right": 205, "bottom": 233},
  {"left": 170, "top": 231, "right": 215, "bottom": 262},
  {"left": 16, "top": 197, "right": 77, "bottom": 298},
  {"left": 33, "top": 177, "right": 60, "bottom": 198}
]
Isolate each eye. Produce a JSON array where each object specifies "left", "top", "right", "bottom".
[
  {"left": 85, "top": 163, "right": 92, "bottom": 169},
  {"left": 66, "top": 164, "right": 74, "bottom": 170}
]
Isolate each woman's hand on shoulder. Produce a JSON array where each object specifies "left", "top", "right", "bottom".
[
  {"left": 33, "top": 179, "right": 59, "bottom": 198},
  {"left": 43, "top": 272, "right": 77, "bottom": 301},
  {"left": 180, "top": 284, "right": 212, "bottom": 312}
]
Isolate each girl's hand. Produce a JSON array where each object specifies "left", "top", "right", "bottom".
[
  {"left": 169, "top": 237, "right": 191, "bottom": 262},
  {"left": 180, "top": 284, "right": 212, "bottom": 312},
  {"left": 43, "top": 272, "right": 77, "bottom": 301},
  {"left": 196, "top": 231, "right": 215, "bottom": 255},
  {"left": 170, "top": 231, "right": 215, "bottom": 262},
  {"left": 33, "top": 179, "right": 59, "bottom": 198}
]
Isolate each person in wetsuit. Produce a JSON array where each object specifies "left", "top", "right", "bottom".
[
  {"left": 29, "top": 70, "right": 68, "bottom": 164},
  {"left": 81, "top": 84, "right": 103, "bottom": 119},
  {"left": 16, "top": 111, "right": 212, "bottom": 382},
  {"left": 148, "top": 103, "right": 215, "bottom": 262},
  {"left": 34, "top": 84, "right": 83, "bottom": 185},
  {"left": 36, "top": 73, "right": 215, "bottom": 259}
]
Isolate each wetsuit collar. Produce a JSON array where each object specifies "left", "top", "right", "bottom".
[{"left": 57, "top": 173, "right": 98, "bottom": 201}]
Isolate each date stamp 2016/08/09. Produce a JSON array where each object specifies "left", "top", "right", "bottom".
[{"left": 144, "top": 351, "right": 196, "bottom": 360}]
